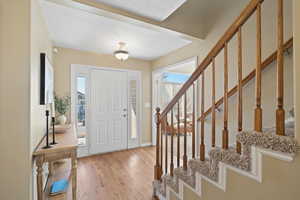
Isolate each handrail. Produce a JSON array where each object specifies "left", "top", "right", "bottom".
[
  {"left": 160, "top": 0, "right": 264, "bottom": 118},
  {"left": 198, "top": 37, "right": 293, "bottom": 121}
]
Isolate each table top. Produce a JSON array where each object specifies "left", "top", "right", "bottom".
[{"left": 33, "top": 125, "right": 78, "bottom": 156}]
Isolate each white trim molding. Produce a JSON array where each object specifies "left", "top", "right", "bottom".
[
  {"left": 70, "top": 64, "right": 143, "bottom": 156},
  {"left": 160, "top": 146, "right": 295, "bottom": 200},
  {"left": 141, "top": 142, "right": 153, "bottom": 147}
]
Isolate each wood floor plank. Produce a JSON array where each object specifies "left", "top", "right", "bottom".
[{"left": 54, "top": 146, "right": 156, "bottom": 200}]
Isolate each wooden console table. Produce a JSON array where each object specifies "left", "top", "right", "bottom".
[{"left": 33, "top": 126, "right": 78, "bottom": 200}]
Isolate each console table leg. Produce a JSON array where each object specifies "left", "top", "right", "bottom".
[
  {"left": 48, "top": 161, "right": 54, "bottom": 176},
  {"left": 71, "top": 151, "right": 77, "bottom": 200},
  {"left": 36, "top": 157, "right": 44, "bottom": 200}
]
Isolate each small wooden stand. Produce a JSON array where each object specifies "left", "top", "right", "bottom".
[{"left": 33, "top": 125, "right": 77, "bottom": 200}]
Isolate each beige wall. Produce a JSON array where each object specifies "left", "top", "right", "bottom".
[
  {"left": 53, "top": 47, "right": 152, "bottom": 143},
  {"left": 30, "top": 0, "right": 53, "bottom": 153},
  {"left": 152, "top": 0, "right": 293, "bottom": 69},
  {"left": 30, "top": 0, "right": 53, "bottom": 199},
  {"left": 0, "top": 0, "right": 53, "bottom": 199},
  {"left": 0, "top": 0, "right": 31, "bottom": 199},
  {"left": 293, "top": 0, "right": 300, "bottom": 142},
  {"left": 152, "top": 0, "right": 294, "bottom": 150}
]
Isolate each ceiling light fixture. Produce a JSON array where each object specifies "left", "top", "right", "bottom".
[{"left": 114, "top": 42, "right": 129, "bottom": 61}]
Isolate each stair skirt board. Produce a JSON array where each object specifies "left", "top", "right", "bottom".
[{"left": 155, "top": 145, "right": 295, "bottom": 200}]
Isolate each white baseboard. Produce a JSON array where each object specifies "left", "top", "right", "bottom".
[
  {"left": 141, "top": 143, "right": 152, "bottom": 147},
  {"left": 78, "top": 143, "right": 153, "bottom": 158},
  {"left": 77, "top": 146, "right": 89, "bottom": 158}
]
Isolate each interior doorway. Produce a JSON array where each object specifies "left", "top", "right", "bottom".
[
  {"left": 152, "top": 57, "right": 198, "bottom": 158},
  {"left": 71, "top": 65, "right": 142, "bottom": 156}
]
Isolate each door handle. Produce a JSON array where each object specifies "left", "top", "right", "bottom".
[{"left": 122, "top": 114, "right": 127, "bottom": 117}]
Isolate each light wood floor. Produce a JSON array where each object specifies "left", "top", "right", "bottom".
[{"left": 54, "top": 146, "right": 156, "bottom": 200}]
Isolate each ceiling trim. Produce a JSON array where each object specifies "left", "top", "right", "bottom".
[
  {"left": 152, "top": 56, "right": 198, "bottom": 74},
  {"left": 92, "top": 0, "right": 187, "bottom": 22},
  {"left": 44, "top": 0, "right": 203, "bottom": 41}
]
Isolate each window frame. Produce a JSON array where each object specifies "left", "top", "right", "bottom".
[{"left": 71, "top": 66, "right": 90, "bottom": 147}]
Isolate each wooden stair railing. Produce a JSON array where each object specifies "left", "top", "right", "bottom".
[
  {"left": 198, "top": 38, "right": 293, "bottom": 122},
  {"left": 154, "top": 0, "right": 292, "bottom": 184}
]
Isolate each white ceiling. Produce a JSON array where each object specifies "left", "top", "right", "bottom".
[
  {"left": 93, "top": 0, "right": 187, "bottom": 21},
  {"left": 40, "top": 0, "right": 191, "bottom": 60}
]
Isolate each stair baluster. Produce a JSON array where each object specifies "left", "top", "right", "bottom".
[
  {"left": 160, "top": 114, "right": 163, "bottom": 177},
  {"left": 183, "top": 93, "right": 188, "bottom": 170},
  {"left": 237, "top": 27, "right": 243, "bottom": 154},
  {"left": 200, "top": 73, "right": 205, "bottom": 161},
  {"left": 165, "top": 116, "right": 168, "bottom": 174},
  {"left": 192, "top": 83, "right": 196, "bottom": 159},
  {"left": 177, "top": 101, "right": 180, "bottom": 167},
  {"left": 223, "top": 43, "right": 229, "bottom": 149},
  {"left": 276, "top": 0, "right": 285, "bottom": 136},
  {"left": 254, "top": 3, "right": 263, "bottom": 132},
  {"left": 170, "top": 109, "right": 174, "bottom": 176},
  {"left": 211, "top": 59, "right": 216, "bottom": 149}
]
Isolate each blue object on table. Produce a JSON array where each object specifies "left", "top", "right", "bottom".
[{"left": 50, "top": 179, "right": 68, "bottom": 194}]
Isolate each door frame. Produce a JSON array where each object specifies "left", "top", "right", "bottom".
[
  {"left": 71, "top": 64, "right": 142, "bottom": 156},
  {"left": 151, "top": 56, "right": 198, "bottom": 148}
]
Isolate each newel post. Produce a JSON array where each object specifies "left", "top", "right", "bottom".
[{"left": 154, "top": 107, "right": 162, "bottom": 181}]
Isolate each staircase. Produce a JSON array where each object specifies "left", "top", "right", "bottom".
[{"left": 152, "top": 0, "right": 298, "bottom": 199}]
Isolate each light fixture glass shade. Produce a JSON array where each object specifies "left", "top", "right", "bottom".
[
  {"left": 114, "top": 50, "right": 129, "bottom": 61},
  {"left": 114, "top": 42, "right": 129, "bottom": 61}
]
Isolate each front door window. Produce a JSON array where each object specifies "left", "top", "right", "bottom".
[{"left": 76, "top": 76, "right": 87, "bottom": 145}]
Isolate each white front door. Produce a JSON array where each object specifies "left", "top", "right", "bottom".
[{"left": 90, "top": 69, "right": 128, "bottom": 154}]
